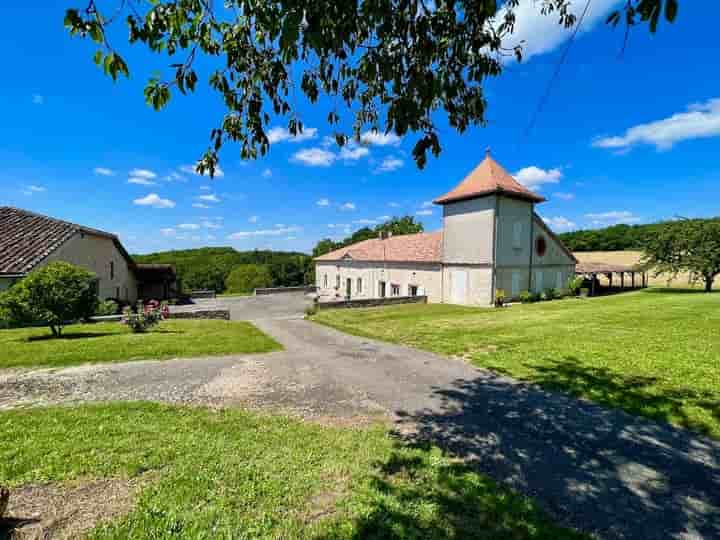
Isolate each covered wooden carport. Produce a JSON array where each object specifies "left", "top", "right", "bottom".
[{"left": 575, "top": 262, "right": 648, "bottom": 296}]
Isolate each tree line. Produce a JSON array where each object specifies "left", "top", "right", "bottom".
[
  {"left": 558, "top": 219, "right": 719, "bottom": 252},
  {"left": 133, "top": 247, "right": 312, "bottom": 294},
  {"left": 312, "top": 216, "right": 425, "bottom": 258}
]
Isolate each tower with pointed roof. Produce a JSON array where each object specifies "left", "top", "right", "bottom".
[{"left": 432, "top": 151, "right": 576, "bottom": 305}]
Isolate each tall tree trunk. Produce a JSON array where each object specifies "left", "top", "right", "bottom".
[{"left": 705, "top": 276, "right": 713, "bottom": 292}]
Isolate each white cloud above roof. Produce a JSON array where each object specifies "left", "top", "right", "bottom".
[
  {"left": 134, "top": 193, "right": 175, "bottom": 209},
  {"left": 513, "top": 166, "right": 562, "bottom": 189},
  {"left": 267, "top": 126, "right": 318, "bottom": 144},
  {"left": 360, "top": 130, "right": 402, "bottom": 147},
  {"left": 93, "top": 167, "right": 115, "bottom": 177}
]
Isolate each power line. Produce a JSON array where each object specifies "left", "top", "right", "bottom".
[{"left": 522, "top": 0, "right": 593, "bottom": 139}]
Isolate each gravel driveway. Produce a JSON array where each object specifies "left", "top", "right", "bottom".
[{"left": 2, "top": 294, "right": 719, "bottom": 539}]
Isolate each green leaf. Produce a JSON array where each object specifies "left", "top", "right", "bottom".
[{"left": 665, "top": 0, "right": 679, "bottom": 22}]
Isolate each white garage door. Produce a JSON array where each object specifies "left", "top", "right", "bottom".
[{"left": 450, "top": 269, "right": 468, "bottom": 304}]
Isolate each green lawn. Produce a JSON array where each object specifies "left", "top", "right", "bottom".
[
  {"left": 0, "top": 402, "right": 583, "bottom": 539},
  {"left": 0, "top": 320, "right": 281, "bottom": 369},
  {"left": 314, "top": 289, "right": 720, "bottom": 439}
]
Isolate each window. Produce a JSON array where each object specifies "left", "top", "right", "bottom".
[
  {"left": 336, "top": 274, "right": 341, "bottom": 289},
  {"left": 323, "top": 274, "right": 328, "bottom": 288},
  {"left": 511, "top": 271, "right": 521, "bottom": 297},
  {"left": 512, "top": 222, "right": 523, "bottom": 249},
  {"left": 409, "top": 285, "right": 419, "bottom": 297},
  {"left": 535, "top": 236, "right": 547, "bottom": 257},
  {"left": 379, "top": 281, "right": 386, "bottom": 298},
  {"left": 357, "top": 277, "right": 362, "bottom": 294},
  {"left": 556, "top": 270, "right": 563, "bottom": 290},
  {"left": 110, "top": 261, "right": 115, "bottom": 280},
  {"left": 115, "top": 286, "right": 120, "bottom": 299},
  {"left": 391, "top": 284, "right": 400, "bottom": 296}
]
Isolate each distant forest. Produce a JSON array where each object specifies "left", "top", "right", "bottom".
[
  {"left": 134, "top": 247, "right": 312, "bottom": 293},
  {"left": 559, "top": 218, "right": 720, "bottom": 252}
]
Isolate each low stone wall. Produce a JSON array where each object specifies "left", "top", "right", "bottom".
[
  {"left": 316, "top": 295, "right": 427, "bottom": 310},
  {"left": 167, "top": 309, "right": 230, "bottom": 320},
  {"left": 189, "top": 290, "right": 216, "bottom": 299},
  {"left": 255, "top": 286, "right": 317, "bottom": 296}
]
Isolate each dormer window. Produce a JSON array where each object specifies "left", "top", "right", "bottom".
[{"left": 512, "top": 222, "right": 523, "bottom": 249}]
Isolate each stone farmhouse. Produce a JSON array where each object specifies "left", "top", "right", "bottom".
[
  {"left": 0, "top": 206, "right": 177, "bottom": 301},
  {"left": 315, "top": 153, "right": 577, "bottom": 306}
]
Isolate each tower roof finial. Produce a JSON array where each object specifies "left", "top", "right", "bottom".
[{"left": 485, "top": 146, "right": 491, "bottom": 158}]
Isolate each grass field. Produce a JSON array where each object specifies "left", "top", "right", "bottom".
[
  {"left": 314, "top": 289, "right": 720, "bottom": 438},
  {"left": 0, "top": 320, "right": 281, "bottom": 369},
  {"left": 0, "top": 402, "right": 584, "bottom": 539}
]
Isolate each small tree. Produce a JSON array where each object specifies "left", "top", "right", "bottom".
[
  {"left": 225, "top": 264, "right": 273, "bottom": 294},
  {"left": 0, "top": 262, "right": 98, "bottom": 337},
  {"left": 643, "top": 219, "right": 720, "bottom": 292}
]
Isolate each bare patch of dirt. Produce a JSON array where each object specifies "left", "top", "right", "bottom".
[
  {"left": 1, "top": 474, "right": 156, "bottom": 539},
  {"left": 301, "top": 472, "right": 351, "bottom": 525}
]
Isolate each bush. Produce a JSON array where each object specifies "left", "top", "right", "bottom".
[
  {"left": 96, "top": 299, "right": 119, "bottom": 316},
  {"left": 494, "top": 289, "right": 506, "bottom": 307},
  {"left": 304, "top": 304, "right": 318, "bottom": 317},
  {"left": 225, "top": 264, "right": 273, "bottom": 294},
  {"left": 0, "top": 262, "right": 98, "bottom": 337},
  {"left": 121, "top": 301, "right": 167, "bottom": 333},
  {"left": 518, "top": 290, "right": 532, "bottom": 304},
  {"left": 567, "top": 276, "right": 584, "bottom": 296}
]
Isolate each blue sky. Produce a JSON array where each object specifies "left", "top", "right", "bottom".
[{"left": 1, "top": 1, "right": 718, "bottom": 254}]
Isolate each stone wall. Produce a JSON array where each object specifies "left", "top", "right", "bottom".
[
  {"left": 255, "top": 286, "right": 316, "bottom": 295},
  {"left": 316, "top": 295, "right": 427, "bottom": 311},
  {"left": 167, "top": 309, "right": 230, "bottom": 320}
]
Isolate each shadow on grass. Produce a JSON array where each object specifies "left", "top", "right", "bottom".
[
  {"left": 318, "top": 443, "right": 582, "bottom": 540},
  {"left": 26, "top": 332, "right": 116, "bottom": 342},
  {"left": 513, "top": 357, "right": 720, "bottom": 438},
  {"left": 388, "top": 365, "right": 720, "bottom": 538},
  {"left": 642, "top": 287, "right": 717, "bottom": 295}
]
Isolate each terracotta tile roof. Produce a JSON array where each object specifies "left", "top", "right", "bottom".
[
  {"left": 434, "top": 153, "right": 545, "bottom": 205},
  {"left": 0, "top": 206, "right": 132, "bottom": 275},
  {"left": 314, "top": 231, "right": 442, "bottom": 263}
]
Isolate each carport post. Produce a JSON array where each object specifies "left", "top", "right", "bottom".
[
  {"left": 591, "top": 273, "right": 596, "bottom": 296},
  {"left": 621, "top": 272, "right": 625, "bottom": 289},
  {"left": 631, "top": 272, "right": 636, "bottom": 288},
  {"left": 608, "top": 273, "right": 613, "bottom": 289}
]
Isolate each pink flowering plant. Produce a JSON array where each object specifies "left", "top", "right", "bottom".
[{"left": 121, "top": 300, "right": 169, "bottom": 333}]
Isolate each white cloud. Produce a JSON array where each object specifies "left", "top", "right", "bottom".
[
  {"left": 327, "top": 223, "right": 350, "bottom": 229},
  {"left": 513, "top": 166, "right": 562, "bottom": 189},
  {"left": 178, "top": 223, "right": 200, "bottom": 230},
  {"left": 340, "top": 202, "right": 356, "bottom": 211},
  {"left": 227, "top": 226, "right": 302, "bottom": 239},
  {"left": 291, "top": 147, "right": 336, "bottom": 167},
  {"left": 421, "top": 201, "right": 433, "bottom": 208},
  {"left": 339, "top": 144, "right": 370, "bottom": 161},
  {"left": 553, "top": 192, "right": 575, "bottom": 201},
  {"left": 261, "top": 168, "right": 272, "bottom": 178},
  {"left": 129, "top": 168, "right": 157, "bottom": 180},
  {"left": 375, "top": 156, "right": 404, "bottom": 173},
  {"left": 133, "top": 193, "right": 175, "bottom": 209},
  {"left": 197, "top": 194, "right": 220, "bottom": 203},
  {"left": 207, "top": 234, "right": 217, "bottom": 241},
  {"left": 376, "top": 215, "right": 391, "bottom": 221},
  {"left": 585, "top": 210, "right": 641, "bottom": 226},
  {"left": 192, "top": 203, "right": 210, "bottom": 209},
  {"left": 128, "top": 177, "right": 157, "bottom": 186},
  {"left": 22, "top": 184, "right": 46, "bottom": 195},
  {"left": 316, "top": 198, "right": 330, "bottom": 207},
  {"left": 416, "top": 209, "right": 433, "bottom": 216},
  {"left": 93, "top": 167, "right": 115, "bottom": 177},
  {"left": 542, "top": 216, "right": 577, "bottom": 232},
  {"left": 164, "top": 172, "right": 188, "bottom": 183},
  {"left": 498, "top": 0, "right": 620, "bottom": 63},
  {"left": 388, "top": 202, "right": 401, "bottom": 208},
  {"left": 267, "top": 126, "right": 318, "bottom": 144},
  {"left": 32, "top": 94, "right": 44, "bottom": 105},
  {"left": 160, "top": 227, "right": 176, "bottom": 237},
  {"left": 353, "top": 219, "right": 378, "bottom": 225},
  {"left": 180, "top": 163, "right": 224, "bottom": 178},
  {"left": 200, "top": 185, "right": 211, "bottom": 191},
  {"left": 248, "top": 215, "right": 259, "bottom": 224},
  {"left": 592, "top": 98, "right": 720, "bottom": 151},
  {"left": 201, "top": 220, "right": 222, "bottom": 230},
  {"left": 361, "top": 130, "right": 402, "bottom": 147}
]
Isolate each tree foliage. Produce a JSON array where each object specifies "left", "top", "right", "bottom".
[
  {"left": 225, "top": 264, "right": 274, "bottom": 293},
  {"left": 0, "top": 262, "right": 98, "bottom": 337},
  {"left": 643, "top": 219, "right": 720, "bottom": 292},
  {"left": 134, "top": 247, "right": 312, "bottom": 292},
  {"left": 64, "top": 1, "right": 677, "bottom": 175},
  {"left": 312, "top": 215, "right": 425, "bottom": 257}
]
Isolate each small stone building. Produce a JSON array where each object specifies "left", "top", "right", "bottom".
[
  {"left": 0, "top": 206, "right": 176, "bottom": 301},
  {"left": 314, "top": 153, "right": 577, "bottom": 306}
]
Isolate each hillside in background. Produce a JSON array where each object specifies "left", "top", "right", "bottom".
[
  {"left": 134, "top": 247, "right": 312, "bottom": 293},
  {"left": 559, "top": 218, "right": 720, "bottom": 252}
]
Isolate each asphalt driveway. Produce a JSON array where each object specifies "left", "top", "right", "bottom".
[
  {"left": 171, "top": 291, "right": 311, "bottom": 321},
  {"left": 2, "top": 296, "right": 719, "bottom": 539}
]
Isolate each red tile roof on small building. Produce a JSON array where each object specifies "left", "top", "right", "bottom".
[
  {"left": 433, "top": 152, "right": 545, "bottom": 205},
  {"left": 0, "top": 206, "right": 133, "bottom": 275},
  {"left": 314, "top": 231, "right": 442, "bottom": 263}
]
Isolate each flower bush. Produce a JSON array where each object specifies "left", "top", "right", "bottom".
[{"left": 121, "top": 300, "right": 168, "bottom": 333}]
